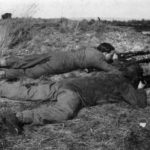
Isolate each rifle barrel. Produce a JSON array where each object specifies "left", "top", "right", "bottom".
[{"left": 118, "top": 51, "right": 150, "bottom": 59}]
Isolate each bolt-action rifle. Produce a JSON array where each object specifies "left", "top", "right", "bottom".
[
  {"left": 116, "top": 50, "right": 150, "bottom": 88},
  {"left": 117, "top": 50, "right": 150, "bottom": 63}
]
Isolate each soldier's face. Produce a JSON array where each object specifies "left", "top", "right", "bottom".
[{"left": 103, "top": 51, "right": 117, "bottom": 61}]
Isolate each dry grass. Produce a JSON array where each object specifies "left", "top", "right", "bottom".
[
  {"left": 0, "top": 18, "right": 150, "bottom": 149},
  {"left": 1, "top": 103, "right": 150, "bottom": 150}
]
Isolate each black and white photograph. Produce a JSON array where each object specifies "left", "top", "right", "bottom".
[{"left": 0, "top": 0, "right": 150, "bottom": 149}]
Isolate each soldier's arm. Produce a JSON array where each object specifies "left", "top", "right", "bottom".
[
  {"left": 97, "top": 60, "right": 121, "bottom": 74},
  {"left": 86, "top": 50, "right": 121, "bottom": 74},
  {"left": 119, "top": 81, "right": 147, "bottom": 108}
]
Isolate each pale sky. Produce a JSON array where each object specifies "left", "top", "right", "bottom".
[{"left": 0, "top": 0, "right": 150, "bottom": 20}]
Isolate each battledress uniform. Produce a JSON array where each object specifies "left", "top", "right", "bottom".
[
  {"left": 0, "top": 72, "right": 146, "bottom": 125},
  {"left": 1, "top": 48, "right": 120, "bottom": 79}
]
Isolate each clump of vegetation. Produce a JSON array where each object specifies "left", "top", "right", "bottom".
[{"left": 8, "top": 19, "right": 32, "bottom": 49}]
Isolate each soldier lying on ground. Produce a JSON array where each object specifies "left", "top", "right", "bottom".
[
  {"left": 0, "top": 72, "right": 148, "bottom": 130},
  {"left": 0, "top": 43, "right": 120, "bottom": 80}
]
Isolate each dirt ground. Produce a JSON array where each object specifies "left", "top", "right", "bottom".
[{"left": 0, "top": 18, "right": 150, "bottom": 150}]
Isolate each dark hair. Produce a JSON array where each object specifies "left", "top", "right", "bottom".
[{"left": 97, "top": 43, "right": 115, "bottom": 53}]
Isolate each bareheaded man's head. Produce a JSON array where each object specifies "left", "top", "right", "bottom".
[
  {"left": 97, "top": 43, "right": 118, "bottom": 62},
  {"left": 97, "top": 42, "right": 115, "bottom": 53}
]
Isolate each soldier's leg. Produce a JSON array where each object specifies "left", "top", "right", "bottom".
[
  {"left": 0, "top": 80, "right": 53, "bottom": 101},
  {"left": 0, "top": 53, "right": 49, "bottom": 69},
  {"left": 0, "top": 57, "right": 25, "bottom": 79},
  {"left": 0, "top": 56, "right": 27, "bottom": 68},
  {"left": 16, "top": 89, "right": 81, "bottom": 125},
  {"left": 24, "top": 62, "right": 51, "bottom": 78},
  {"left": 2, "top": 61, "right": 51, "bottom": 79},
  {"left": 2, "top": 68, "right": 25, "bottom": 79}
]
